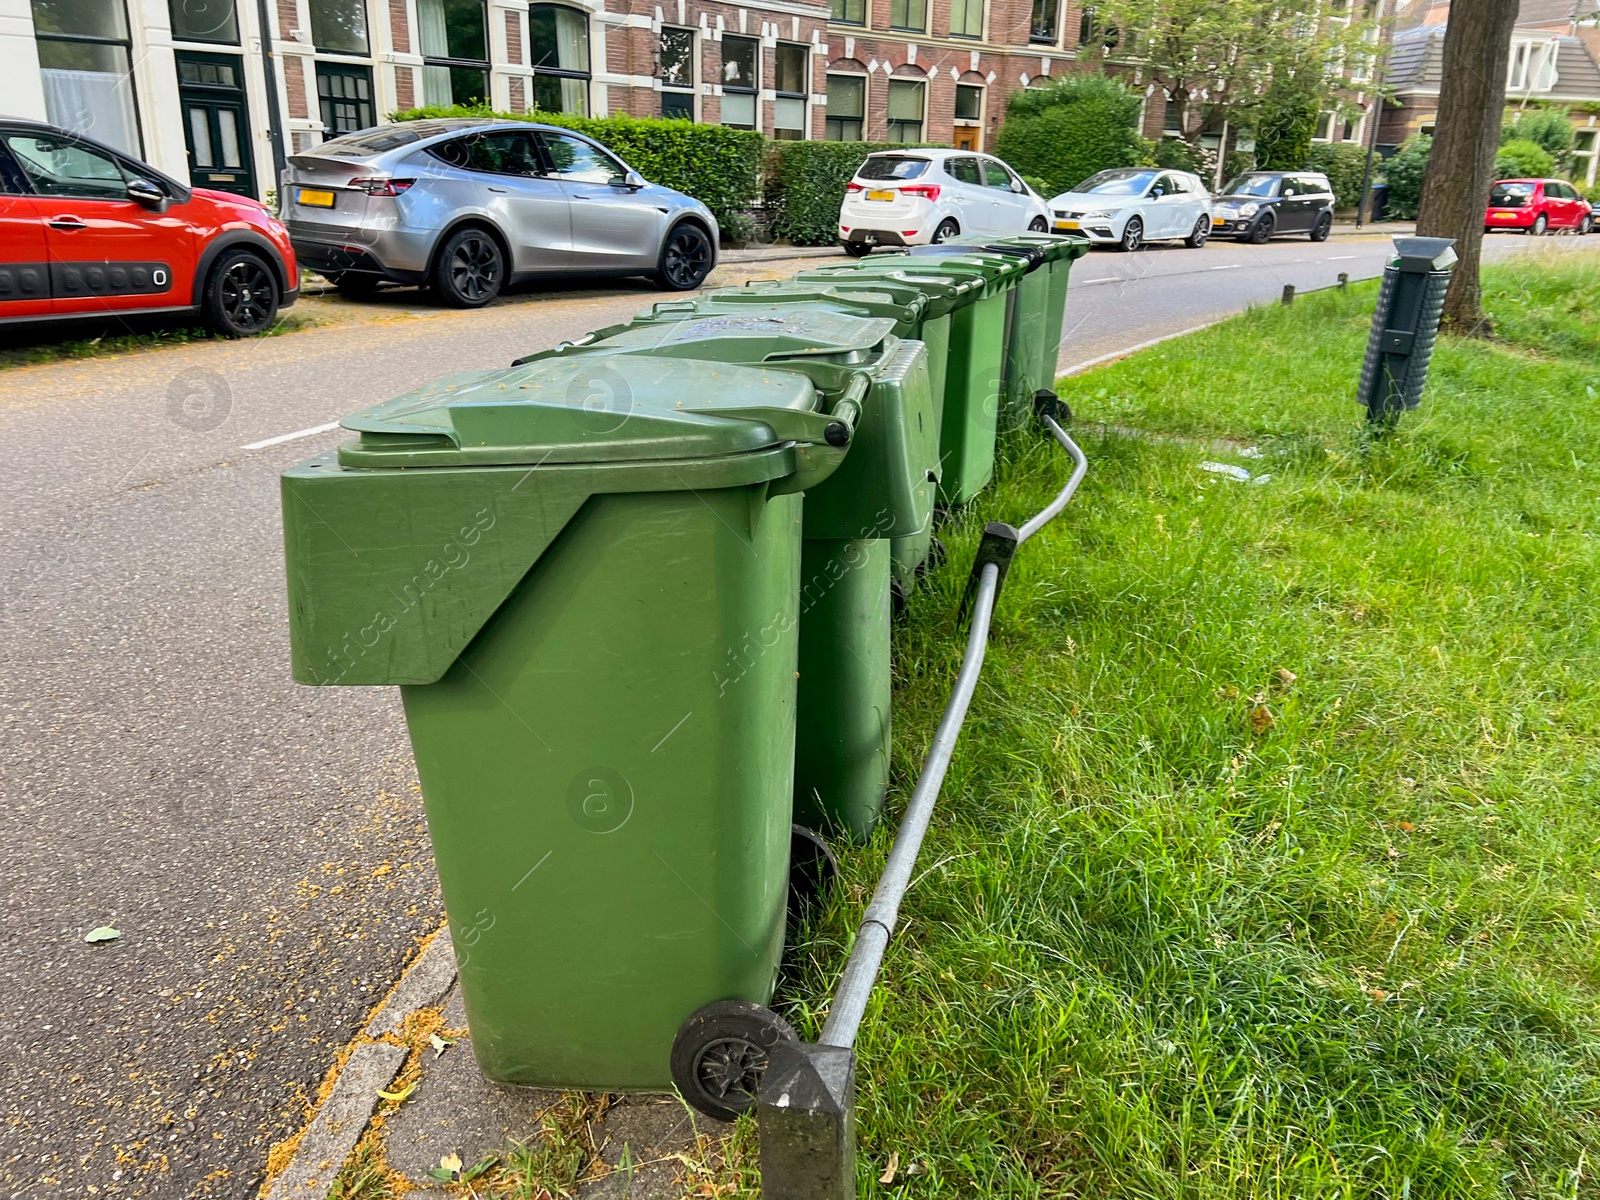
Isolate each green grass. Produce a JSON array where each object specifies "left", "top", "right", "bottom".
[
  {"left": 779, "top": 254, "right": 1600, "bottom": 1198},
  {"left": 0, "top": 309, "right": 320, "bottom": 368}
]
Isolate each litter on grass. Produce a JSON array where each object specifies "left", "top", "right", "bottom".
[{"left": 1199, "top": 461, "right": 1272, "bottom": 485}]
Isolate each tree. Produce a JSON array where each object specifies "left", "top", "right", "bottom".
[
  {"left": 1415, "top": 0, "right": 1520, "bottom": 333},
  {"left": 995, "top": 76, "right": 1146, "bottom": 196},
  {"left": 1084, "top": 0, "right": 1377, "bottom": 162},
  {"left": 1253, "top": 80, "right": 1320, "bottom": 170}
]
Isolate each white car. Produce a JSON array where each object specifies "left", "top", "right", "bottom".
[
  {"left": 839, "top": 149, "right": 1051, "bottom": 255},
  {"left": 1049, "top": 168, "right": 1213, "bottom": 251}
]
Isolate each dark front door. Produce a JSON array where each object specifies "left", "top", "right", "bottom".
[
  {"left": 316, "top": 63, "right": 375, "bottom": 139},
  {"left": 176, "top": 51, "right": 255, "bottom": 198}
]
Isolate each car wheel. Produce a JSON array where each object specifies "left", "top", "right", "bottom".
[
  {"left": 843, "top": 241, "right": 874, "bottom": 258},
  {"left": 204, "top": 249, "right": 279, "bottom": 338},
  {"left": 1580, "top": 215, "right": 1594, "bottom": 236},
  {"left": 655, "top": 222, "right": 714, "bottom": 291},
  {"left": 1532, "top": 214, "right": 1548, "bottom": 236},
  {"left": 1248, "top": 215, "right": 1274, "bottom": 245},
  {"left": 1029, "top": 215, "right": 1049, "bottom": 232},
  {"left": 1185, "top": 215, "right": 1209, "bottom": 248},
  {"left": 1118, "top": 216, "right": 1143, "bottom": 252},
  {"left": 930, "top": 217, "right": 960, "bottom": 244},
  {"left": 1309, "top": 212, "right": 1332, "bottom": 242},
  {"left": 433, "top": 227, "right": 504, "bottom": 308}
]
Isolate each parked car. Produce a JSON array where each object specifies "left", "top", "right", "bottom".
[
  {"left": 0, "top": 118, "right": 297, "bottom": 337},
  {"left": 838, "top": 149, "right": 1050, "bottom": 255},
  {"left": 283, "top": 118, "right": 718, "bottom": 305},
  {"left": 1483, "top": 178, "right": 1593, "bottom": 235},
  {"left": 1048, "top": 168, "right": 1212, "bottom": 251},
  {"left": 1210, "top": 172, "right": 1335, "bottom": 243}
]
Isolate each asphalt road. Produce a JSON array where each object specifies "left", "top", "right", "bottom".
[{"left": 1, "top": 230, "right": 1594, "bottom": 1200}]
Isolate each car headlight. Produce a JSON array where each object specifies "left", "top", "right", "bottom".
[
  {"left": 1239, "top": 202, "right": 1259, "bottom": 217},
  {"left": 1082, "top": 210, "right": 1113, "bottom": 220}
]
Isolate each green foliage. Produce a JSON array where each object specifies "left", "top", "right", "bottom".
[
  {"left": 391, "top": 104, "right": 763, "bottom": 240},
  {"left": 1152, "top": 137, "right": 1205, "bottom": 173},
  {"left": 1253, "top": 85, "right": 1320, "bottom": 170},
  {"left": 1504, "top": 106, "right": 1575, "bottom": 170},
  {"left": 1381, "top": 134, "right": 1430, "bottom": 220},
  {"left": 1018, "top": 174, "right": 1051, "bottom": 197},
  {"left": 995, "top": 76, "right": 1144, "bottom": 196},
  {"left": 1305, "top": 141, "right": 1370, "bottom": 208},
  {"left": 1495, "top": 137, "right": 1557, "bottom": 180},
  {"left": 761, "top": 140, "right": 944, "bottom": 247}
]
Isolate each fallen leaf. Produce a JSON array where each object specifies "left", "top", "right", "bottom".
[
  {"left": 1248, "top": 705, "right": 1275, "bottom": 733},
  {"left": 1275, "top": 667, "right": 1297, "bottom": 688},
  {"left": 429, "top": 1033, "right": 454, "bottom": 1057},
  {"left": 1367, "top": 988, "right": 1388, "bottom": 1001},
  {"left": 880, "top": 1151, "right": 900, "bottom": 1185},
  {"left": 84, "top": 927, "right": 121, "bottom": 944},
  {"left": 905, "top": 1162, "right": 929, "bottom": 1177},
  {"left": 377, "top": 1081, "right": 417, "bottom": 1103},
  {"left": 1218, "top": 685, "right": 1240, "bottom": 701},
  {"left": 440, "top": 1153, "right": 463, "bottom": 1174},
  {"left": 1397, "top": 821, "right": 1415, "bottom": 833}
]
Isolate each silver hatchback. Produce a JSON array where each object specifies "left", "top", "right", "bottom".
[{"left": 282, "top": 118, "right": 719, "bottom": 306}]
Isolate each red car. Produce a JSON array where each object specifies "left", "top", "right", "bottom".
[
  {"left": 1484, "top": 177, "right": 1594, "bottom": 236},
  {"left": 0, "top": 119, "right": 298, "bottom": 337}
]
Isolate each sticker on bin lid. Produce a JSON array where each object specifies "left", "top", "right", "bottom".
[
  {"left": 596, "top": 307, "right": 897, "bottom": 362},
  {"left": 336, "top": 354, "right": 829, "bottom": 468}
]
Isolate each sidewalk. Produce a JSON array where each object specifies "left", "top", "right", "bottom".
[{"left": 260, "top": 932, "right": 741, "bottom": 1199}]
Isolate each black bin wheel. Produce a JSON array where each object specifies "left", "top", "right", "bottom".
[
  {"left": 789, "top": 824, "right": 840, "bottom": 919},
  {"left": 670, "top": 1000, "right": 797, "bottom": 1121}
]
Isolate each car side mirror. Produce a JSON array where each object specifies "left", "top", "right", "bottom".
[
  {"left": 610, "top": 170, "right": 646, "bottom": 190},
  {"left": 127, "top": 178, "right": 167, "bottom": 211},
  {"left": 1010, "top": 180, "right": 1024, "bottom": 193}
]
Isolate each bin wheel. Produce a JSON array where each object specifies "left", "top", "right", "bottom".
[
  {"left": 789, "top": 824, "right": 839, "bottom": 918},
  {"left": 670, "top": 1000, "right": 797, "bottom": 1122}
]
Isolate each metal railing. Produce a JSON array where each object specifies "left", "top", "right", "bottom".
[{"left": 757, "top": 393, "right": 1089, "bottom": 1200}]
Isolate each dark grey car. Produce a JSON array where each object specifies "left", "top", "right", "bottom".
[
  {"left": 282, "top": 118, "right": 718, "bottom": 306},
  {"left": 1209, "top": 171, "right": 1336, "bottom": 244}
]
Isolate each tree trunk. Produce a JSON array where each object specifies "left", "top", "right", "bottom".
[{"left": 1414, "top": 0, "right": 1520, "bottom": 334}]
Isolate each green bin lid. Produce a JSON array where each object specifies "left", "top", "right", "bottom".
[
  {"left": 335, "top": 354, "right": 823, "bottom": 469},
  {"left": 575, "top": 307, "right": 898, "bottom": 365},
  {"left": 944, "top": 232, "right": 1090, "bottom": 263},
  {"left": 691, "top": 280, "right": 928, "bottom": 324},
  {"left": 792, "top": 267, "right": 979, "bottom": 316}
]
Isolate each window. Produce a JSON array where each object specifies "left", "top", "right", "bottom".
[
  {"left": 954, "top": 83, "right": 981, "bottom": 122},
  {"left": 887, "top": 79, "right": 924, "bottom": 143},
  {"left": 418, "top": 0, "right": 487, "bottom": 105},
  {"left": 1076, "top": 6, "right": 1117, "bottom": 49},
  {"left": 720, "top": 35, "right": 757, "bottom": 129},
  {"left": 1574, "top": 129, "right": 1597, "bottom": 187},
  {"left": 774, "top": 43, "right": 808, "bottom": 141},
  {"left": 308, "top": 0, "right": 366, "bottom": 53},
  {"left": 1312, "top": 111, "right": 1335, "bottom": 142},
  {"left": 541, "top": 132, "right": 624, "bottom": 182},
  {"left": 891, "top": 0, "right": 925, "bottom": 32},
  {"left": 4, "top": 131, "right": 130, "bottom": 199},
  {"left": 1508, "top": 38, "right": 1557, "bottom": 92},
  {"left": 831, "top": 0, "right": 864, "bottom": 23},
  {"left": 860, "top": 155, "right": 929, "bottom": 179},
  {"left": 949, "top": 0, "right": 981, "bottom": 37},
  {"left": 946, "top": 155, "right": 982, "bottom": 185},
  {"left": 530, "top": 4, "right": 590, "bottom": 114},
  {"left": 168, "top": 0, "right": 237, "bottom": 43},
  {"left": 826, "top": 73, "right": 864, "bottom": 141},
  {"left": 29, "top": 0, "right": 141, "bottom": 155},
  {"left": 982, "top": 158, "right": 1016, "bottom": 190},
  {"left": 660, "top": 25, "right": 695, "bottom": 117},
  {"left": 444, "top": 129, "right": 542, "bottom": 174},
  {"left": 317, "top": 63, "right": 374, "bottom": 135},
  {"left": 1029, "top": 0, "right": 1058, "bottom": 44},
  {"left": 1279, "top": 176, "right": 1301, "bottom": 197}
]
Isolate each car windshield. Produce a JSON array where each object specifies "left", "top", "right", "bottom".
[
  {"left": 858, "top": 156, "right": 930, "bottom": 181},
  {"left": 1073, "top": 169, "right": 1157, "bottom": 195},
  {"left": 1223, "top": 174, "right": 1279, "bottom": 197}
]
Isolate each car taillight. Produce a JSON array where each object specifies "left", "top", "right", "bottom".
[
  {"left": 901, "top": 184, "right": 942, "bottom": 201},
  {"left": 349, "top": 177, "right": 415, "bottom": 196},
  {"left": 845, "top": 182, "right": 864, "bottom": 193}
]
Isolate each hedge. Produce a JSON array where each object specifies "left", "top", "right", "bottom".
[
  {"left": 1382, "top": 134, "right": 1430, "bottom": 221},
  {"left": 391, "top": 104, "right": 764, "bottom": 240},
  {"left": 994, "top": 76, "right": 1144, "bottom": 197},
  {"left": 1305, "top": 142, "right": 1370, "bottom": 208},
  {"left": 1495, "top": 137, "right": 1556, "bottom": 179},
  {"left": 762, "top": 140, "right": 946, "bottom": 246}
]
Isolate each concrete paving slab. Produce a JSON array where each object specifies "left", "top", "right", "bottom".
[
  {"left": 365, "top": 928, "right": 457, "bottom": 1037},
  {"left": 262, "top": 1040, "right": 408, "bottom": 1200}
]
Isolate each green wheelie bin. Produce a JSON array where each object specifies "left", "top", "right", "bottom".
[
  {"left": 801, "top": 254, "right": 1021, "bottom": 505},
  {"left": 937, "top": 234, "right": 1091, "bottom": 419},
  {"left": 518, "top": 306, "right": 939, "bottom": 844},
  {"left": 280, "top": 352, "right": 861, "bottom": 1118}
]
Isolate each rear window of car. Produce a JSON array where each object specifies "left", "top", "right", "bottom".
[
  {"left": 1490, "top": 182, "right": 1534, "bottom": 206},
  {"left": 319, "top": 122, "right": 459, "bottom": 155},
  {"left": 857, "top": 156, "right": 930, "bottom": 181}
]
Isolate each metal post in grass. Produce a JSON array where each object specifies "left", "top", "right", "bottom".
[
  {"left": 1357, "top": 236, "right": 1458, "bottom": 434},
  {"left": 757, "top": 393, "right": 1088, "bottom": 1200}
]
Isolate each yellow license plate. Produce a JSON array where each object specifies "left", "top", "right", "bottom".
[
  {"left": 1055, "top": 220, "right": 1080, "bottom": 231},
  {"left": 1212, "top": 216, "right": 1227, "bottom": 225},
  {"left": 1493, "top": 212, "right": 1514, "bottom": 219},
  {"left": 866, "top": 189, "right": 895, "bottom": 202},
  {"left": 297, "top": 188, "right": 335, "bottom": 208}
]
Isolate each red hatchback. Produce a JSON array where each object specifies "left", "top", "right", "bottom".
[
  {"left": 1484, "top": 178, "right": 1594, "bottom": 236},
  {"left": 0, "top": 120, "right": 298, "bottom": 337}
]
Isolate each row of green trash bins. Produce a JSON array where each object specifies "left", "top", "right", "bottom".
[{"left": 280, "top": 231, "right": 1088, "bottom": 1119}]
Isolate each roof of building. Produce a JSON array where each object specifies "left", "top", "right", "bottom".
[{"left": 1386, "top": 21, "right": 1600, "bottom": 101}]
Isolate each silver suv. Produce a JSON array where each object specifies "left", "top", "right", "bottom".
[{"left": 282, "top": 118, "right": 718, "bottom": 306}]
